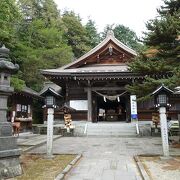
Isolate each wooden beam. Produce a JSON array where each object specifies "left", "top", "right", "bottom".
[{"left": 84, "top": 86, "right": 126, "bottom": 91}]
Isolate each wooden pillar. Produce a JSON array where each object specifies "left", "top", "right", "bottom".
[
  {"left": 87, "top": 87, "right": 92, "bottom": 122},
  {"left": 126, "top": 95, "right": 131, "bottom": 122},
  {"left": 92, "top": 94, "right": 98, "bottom": 122},
  {"left": 65, "top": 83, "right": 70, "bottom": 106}
]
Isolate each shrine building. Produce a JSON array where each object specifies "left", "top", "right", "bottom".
[{"left": 41, "top": 31, "right": 180, "bottom": 122}]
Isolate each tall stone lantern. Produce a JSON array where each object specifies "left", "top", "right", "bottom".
[
  {"left": 151, "top": 85, "right": 173, "bottom": 157},
  {"left": 0, "top": 45, "right": 22, "bottom": 178}
]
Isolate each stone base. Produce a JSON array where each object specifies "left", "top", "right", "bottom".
[
  {"left": 0, "top": 156, "right": 22, "bottom": 179},
  {"left": 0, "top": 122, "right": 12, "bottom": 136},
  {"left": 32, "top": 124, "right": 74, "bottom": 136},
  {"left": 0, "top": 136, "right": 19, "bottom": 152},
  {"left": 0, "top": 136, "right": 22, "bottom": 179},
  {"left": 160, "top": 156, "right": 172, "bottom": 160}
]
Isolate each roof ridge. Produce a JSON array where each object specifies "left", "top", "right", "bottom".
[{"left": 61, "top": 32, "right": 137, "bottom": 70}]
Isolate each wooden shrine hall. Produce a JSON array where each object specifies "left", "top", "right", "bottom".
[{"left": 41, "top": 31, "right": 180, "bottom": 122}]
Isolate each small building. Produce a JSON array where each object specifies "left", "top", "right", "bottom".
[
  {"left": 8, "top": 86, "right": 42, "bottom": 131},
  {"left": 41, "top": 31, "right": 180, "bottom": 122}
]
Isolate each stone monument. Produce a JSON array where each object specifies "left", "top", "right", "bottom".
[{"left": 0, "top": 45, "right": 22, "bottom": 178}]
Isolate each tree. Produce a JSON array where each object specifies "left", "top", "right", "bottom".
[
  {"left": 62, "top": 11, "right": 91, "bottom": 58},
  {"left": 127, "top": 0, "right": 180, "bottom": 99},
  {"left": 101, "top": 24, "right": 143, "bottom": 52},
  {"left": 100, "top": 24, "right": 114, "bottom": 38},
  {"left": 13, "top": 0, "right": 73, "bottom": 91},
  {"left": 0, "top": 0, "right": 26, "bottom": 90},
  {"left": 85, "top": 19, "right": 100, "bottom": 48},
  {"left": 0, "top": 0, "right": 20, "bottom": 45},
  {"left": 114, "top": 25, "right": 144, "bottom": 52}
]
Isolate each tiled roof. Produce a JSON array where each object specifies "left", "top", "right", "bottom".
[
  {"left": 60, "top": 31, "right": 137, "bottom": 70},
  {"left": 14, "top": 86, "right": 42, "bottom": 99},
  {"left": 39, "top": 81, "right": 61, "bottom": 95},
  {"left": 42, "top": 64, "right": 130, "bottom": 75},
  {"left": 40, "top": 87, "right": 62, "bottom": 97},
  {"left": 41, "top": 31, "right": 137, "bottom": 77},
  {"left": 151, "top": 85, "right": 174, "bottom": 96}
]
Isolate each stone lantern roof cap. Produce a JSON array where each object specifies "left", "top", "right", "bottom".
[
  {"left": 0, "top": 44, "right": 10, "bottom": 58},
  {"left": 151, "top": 84, "right": 174, "bottom": 96},
  {"left": 0, "top": 45, "right": 19, "bottom": 74}
]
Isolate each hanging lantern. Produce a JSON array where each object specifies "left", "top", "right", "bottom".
[{"left": 109, "top": 46, "right": 113, "bottom": 55}]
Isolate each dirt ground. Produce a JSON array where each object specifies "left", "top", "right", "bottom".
[
  {"left": 139, "top": 155, "right": 180, "bottom": 180},
  {"left": 14, "top": 154, "right": 76, "bottom": 180}
]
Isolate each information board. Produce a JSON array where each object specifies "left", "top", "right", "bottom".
[
  {"left": 70, "top": 100, "right": 88, "bottom": 110},
  {"left": 130, "top": 95, "right": 138, "bottom": 119}
]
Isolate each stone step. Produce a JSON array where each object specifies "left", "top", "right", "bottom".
[
  {"left": 87, "top": 132, "right": 136, "bottom": 134},
  {"left": 72, "top": 122, "right": 138, "bottom": 137},
  {"left": 85, "top": 123, "right": 137, "bottom": 137},
  {"left": 87, "top": 134, "right": 138, "bottom": 137},
  {"left": 87, "top": 129, "right": 136, "bottom": 131}
]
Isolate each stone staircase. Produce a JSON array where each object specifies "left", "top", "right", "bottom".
[{"left": 85, "top": 122, "right": 137, "bottom": 137}]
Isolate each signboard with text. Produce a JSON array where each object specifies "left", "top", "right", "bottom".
[{"left": 130, "top": 95, "right": 138, "bottom": 119}]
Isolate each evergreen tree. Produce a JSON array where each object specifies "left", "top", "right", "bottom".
[
  {"left": 62, "top": 11, "right": 91, "bottom": 58},
  {"left": 85, "top": 19, "right": 100, "bottom": 48},
  {"left": 0, "top": 0, "right": 26, "bottom": 91},
  {"left": 100, "top": 24, "right": 114, "bottom": 39},
  {"left": 0, "top": 0, "right": 20, "bottom": 45},
  {"left": 14, "top": 0, "right": 73, "bottom": 91},
  {"left": 101, "top": 24, "right": 143, "bottom": 52},
  {"left": 128, "top": 0, "right": 180, "bottom": 99}
]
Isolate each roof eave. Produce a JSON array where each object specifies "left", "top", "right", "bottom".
[{"left": 61, "top": 32, "right": 137, "bottom": 70}]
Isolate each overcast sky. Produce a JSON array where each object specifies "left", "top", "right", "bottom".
[{"left": 54, "top": 0, "right": 164, "bottom": 38}]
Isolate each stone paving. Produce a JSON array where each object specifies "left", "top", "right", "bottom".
[
  {"left": 17, "top": 132, "right": 61, "bottom": 152},
  {"left": 27, "top": 122, "right": 180, "bottom": 180},
  {"left": 29, "top": 135, "right": 180, "bottom": 180}
]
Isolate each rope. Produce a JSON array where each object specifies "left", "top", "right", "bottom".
[{"left": 93, "top": 90, "right": 127, "bottom": 101}]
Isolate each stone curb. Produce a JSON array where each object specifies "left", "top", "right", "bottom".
[
  {"left": 55, "top": 154, "right": 82, "bottom": 180},
  {"left": 134, "top": 156, "right": 150, "bottom": 180},
  {"left": 21, "top": 135, "right": 62, "bottom": 153}
]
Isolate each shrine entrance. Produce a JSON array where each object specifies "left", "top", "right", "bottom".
[
  {"left": 97, "top": 95, "right": 126, "bottom": 122},
  {"left": 42, "top": 31, "right": 137, "bottom": 123},
  {"left": 94, "top": 89, "right": 128, "bottom": 122}
]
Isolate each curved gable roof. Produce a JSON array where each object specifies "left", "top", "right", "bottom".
[{"left": 62, "top": 30, "right": 137, "bottom": 70}]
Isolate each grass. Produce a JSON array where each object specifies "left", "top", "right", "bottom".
[{"left": 15, "top": 154, "right": 76, "bottom": 180}]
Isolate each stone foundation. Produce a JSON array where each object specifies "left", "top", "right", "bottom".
[
  {"left": 0, "top": 156, "right": 22, "bottom": 179},
  {"left": 0, "top": 132, "right": 22, "bottom": 179},
  {"left": 32, "top": 124, "right": 74, "bottom": 136}
]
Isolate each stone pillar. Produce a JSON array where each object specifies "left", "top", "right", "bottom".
[
  {"left": 46, "top": 108, "right": 54, "bottom": 159},
  {"left": 0, "top": 45, "right": 22, "bottom": 179},
  {"left": 0, "top": 92, "right": 12, "bottom": 135},
  {"left": 87, "top": 87, "right": 92, "bottom": 122},
  {"left": 159, "top": 107, "right": 169, "bottom": 157}
]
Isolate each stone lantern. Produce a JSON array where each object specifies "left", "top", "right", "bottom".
[
  {"left": 41, "top": 87, "right": 60, "bottom": 159},
  {"left": 151, "top": 85, "right": 173, "bottom": 157},
  {"left": 0, "top": 45, "right": 22, "bottom": 178}
]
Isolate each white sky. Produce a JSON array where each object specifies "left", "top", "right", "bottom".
[{"left": 54, "top": 0, "right": 164, "bottom": 38}]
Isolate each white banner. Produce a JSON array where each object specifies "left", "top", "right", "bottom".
[{"left": 130, "top": 95, "right": 138, "bottom": 119}]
